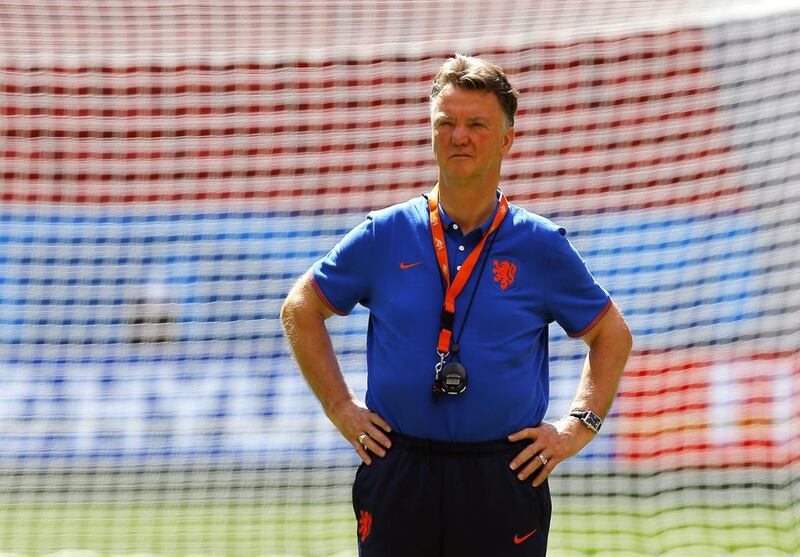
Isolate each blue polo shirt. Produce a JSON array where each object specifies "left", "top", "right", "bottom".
[{"left": 310, "top": 192, "right": 611, "bottom": 442}]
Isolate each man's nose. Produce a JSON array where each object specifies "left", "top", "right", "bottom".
[{"left": 450, "top": 123, "right": 469, "bottom": 145}]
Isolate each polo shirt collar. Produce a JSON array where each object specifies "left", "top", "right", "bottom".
[{"left": 435, "top": 189, "right": 502, "bottom": 237}]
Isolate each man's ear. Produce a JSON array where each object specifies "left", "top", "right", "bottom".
[{"left": 501, "top": 126, "right": 515, "bottom": 156}]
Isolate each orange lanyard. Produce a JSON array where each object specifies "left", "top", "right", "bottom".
[{"left": 427, "top": 184, "right": 509, "bottom": 354}]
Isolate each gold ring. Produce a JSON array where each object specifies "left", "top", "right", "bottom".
[
  {"left": 358, "top": 433, "right": 369, "bottom": 445},
  {"left": 538, "top": 453, "right": 548, "bottom": 466}
]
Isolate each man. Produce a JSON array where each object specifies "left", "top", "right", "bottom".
[{"left": 281, "top": 54, "right": 632, "bottom": 556}]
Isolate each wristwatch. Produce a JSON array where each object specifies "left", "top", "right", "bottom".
[{"left": 570, "top": 410, "right": 603, "bottom": 433}]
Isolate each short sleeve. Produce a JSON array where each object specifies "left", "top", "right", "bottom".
[
  {"left": 310, "top": 215, "right": 374, "bottom": 315},
  {"left": 544, "top": 231, "right": 612, "bottom": 338}
]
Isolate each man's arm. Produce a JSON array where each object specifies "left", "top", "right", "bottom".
[
  {"left": 508, "top": 302, "right": 632, "bottom": 486},
  {"left": 280, "top": 273, "right": 392, "bottom": 465}
]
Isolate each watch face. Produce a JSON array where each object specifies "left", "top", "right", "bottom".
[{"left": 585, "top": 412, "right": 602, "bottom": 431}]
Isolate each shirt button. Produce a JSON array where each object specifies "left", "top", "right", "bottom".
[
  {"left": 452, "top": 223, "right": 459, "bottom": 230},
  {"left": 458, "top": 245, "right": 465, "bottom": 251},
  {"left": 456, "top": 265, "right": 462, "bottom": 271}
]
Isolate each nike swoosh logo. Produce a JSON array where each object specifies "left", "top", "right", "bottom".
[
  {"left": 513, "top": 529, "right": 537, "bottom": 544},
  {"left": 399, "top": 261, "right": 422, "bottom": 270}
]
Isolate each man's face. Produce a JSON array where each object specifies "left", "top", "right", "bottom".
[{"left": 431, "top": 84, "right": 514, "bottom": 183}]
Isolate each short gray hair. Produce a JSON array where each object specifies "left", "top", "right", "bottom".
[{"left": 430, "top": 54, "right": 519, "bottom": 127}]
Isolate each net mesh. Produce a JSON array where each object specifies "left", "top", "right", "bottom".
[{"left": 0, "top": 1, "right": 799, "bottom": 556}]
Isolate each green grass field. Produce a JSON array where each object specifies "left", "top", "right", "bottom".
[{"left": 0, "top": 499, "right": 796, "bottom": 557}]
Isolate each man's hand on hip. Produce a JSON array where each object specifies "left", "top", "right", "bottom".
[
  {"left": 328, "top": 398, "right": 393, "bottom": 465},
  {"left": 507, "top": 417, "right": 594, "bottom": 487}
]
